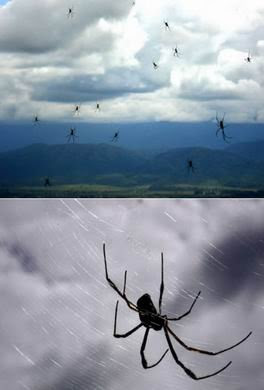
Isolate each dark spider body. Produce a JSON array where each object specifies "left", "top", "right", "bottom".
[
  {"left": 187, "top": 160, "right": 195, "bottom": 174},
  {"left": 216, "top": 113, "right": 231, "bottom": 143},
  {"left": 137, "top": 294, "right": 164, "bottom": 330},
  {"left": 103, "top": 243, "right": 252, "bottom": 380}
]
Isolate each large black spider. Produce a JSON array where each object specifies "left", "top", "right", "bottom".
[
  {"left": 103, "top": 243, "right": 252, "bottom": 380},
  {"left": 216, "top": 113, "right": 232, "bottom": 143}
]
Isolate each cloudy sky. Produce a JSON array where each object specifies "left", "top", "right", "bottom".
[
  {"left": 0, "top": 0, "right": 264, "bottom": 124},
  {"left": 0, "top": 198, "right": 263, "bottom": 390}
]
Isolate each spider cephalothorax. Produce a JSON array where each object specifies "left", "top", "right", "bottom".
[{"left": 103, "top": 243, "right": 252, "bottom": 380}]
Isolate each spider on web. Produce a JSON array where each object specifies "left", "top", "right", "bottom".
[
  {"left": 66, "top": 127, "right": 78, "bottom": 143},
  {"left": 216, "top": 113, "right": 232, "bottom": 143},
  {"left": 103, "top": 244, "right": 252, "bottom": 380}
]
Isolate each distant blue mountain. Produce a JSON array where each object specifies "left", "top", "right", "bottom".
[
  {"left": 0, "top": 141, "right": 263, "bottom": 190},
  {"left": 0, "top": 121, "right": 264, "bottom": 153}
]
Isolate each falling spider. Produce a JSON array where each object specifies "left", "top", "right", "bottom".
[
  {"left": 216, "top": 113, "right": 232, "bottom": 143},
  {"left": 103, "top": 244, "right": 252, "bottom": 380},
  {"left": 67, "top": 6, "right": 74, "bottom": 18},
  {"left": 164, "top": 21, "right": 170, "bottom": 31},
  {"left": 66, "top": 127, "right": 78, "bottom": 143},
  {"left": 153, "top": 61, "right": 158, "bottom": 69},
  {"left": 33, "top": 114, "right": 40, "bottom": 125},
  {"left": 73, "top": 104, "right": 81, "bottom": 116},
  {"left": 95, "top": 103, "right": 100, "bottom": 112},
  {"left": 187, "top": 159, "right": 195, "bottom": 174},
  {"left": 244, "top": 50, "right": 252, "bottom": 63},
  {"left": 111, "top": 131, "right": 119, "bottom": 142},
  {"left": 173, "top": 46, "right": 181, "bottom": 58}
]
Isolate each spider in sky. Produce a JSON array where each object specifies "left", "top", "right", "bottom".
[
  {"left": 111, "top": 131, "right": 119, "bottom": 142},
  {"left": 216, "top": 113, "right": 232, "bottom": 143},
  {"left": 66, "top": 127, "right": 78, "bottom": 143},
  {"left": 153, "top": 61, "right": 159, "bottom": 69},
  {"left": 103, "top": 243, "right": 252, "bottom": 380},
  {"left": 173, "top": 46, "right": 181, "bottom": 58},
  {"left": 33, "top": 115, "right": 40, "bottom": 125},
  {"left": 187, "top": 159, "right": 195, "bottom": 174},
  {"left": 73, "top": 104, "right": 81, "bottom": 116},
  {"left": 244, "top": 50, "right": 252, "bottom": 63},
  {"left": 164, "top": 21, "right": 170, "bottom": 31},
  {"left": 67, "top": 7, "right": 74, "bottom": 18},
  {"left": 95, "top": 103, "right": 100, "bottom": 112}
]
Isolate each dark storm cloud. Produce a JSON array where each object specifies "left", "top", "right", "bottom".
[
  {"left": 36, "top": 342, "right": 115, "bottom": 390},
  {"left": 31, "top": 68, "right": 158, "bottom": 103},
  {"left": 0, "top": 240, "right": 39, "bottom": 273},
  {"left": 199, "top": 224, "right": 264, "bottom": 301}
]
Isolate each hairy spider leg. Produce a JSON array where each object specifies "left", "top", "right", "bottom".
[
  {"left": 167, "top": 291, "right": 201, "bottom": 321},
  {"left": 103, "top": 244, "right": 138, "bottom": 312},
  {"left": 164, "top": 325, "right": 232, "bottom": 380}
]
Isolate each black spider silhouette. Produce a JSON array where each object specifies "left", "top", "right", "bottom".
[
  {"left": 73, "top": 104, "right": 81, "bottom": 116},
  {"left": 67, "top": 7, "right": 74, "bottom": 18},
  {"left": 216, "top": 113, "right": 232, "bottom": 143},
  {"left": 164, "top": 21, "right": 170, "bottom": 31},
  {"left": 103, "top": 244, "right": 252, "bottom": 380},
  {"left": 173, "top": 46, "right": 181, "bottom": 58},
  {"left": 33, "top": 115, "right": 40, "bottom": 125},
  {"left": 111, "top": 131, "right": 119, "bottom": 142},
  {"left": 187, "top": 159, "right": 195, "bottom": 174},
  {"left": 244, "top": 51, "right": 252, "bottom": 63},
  {"left": 66, "top": 127, "right": 78, "bottom": 143},
  {"left": 153, "top": 61, "right": 159, "bottom": 69},
  {"left": 44, "top": 177, "right": 51, "bottom": 187},
  {"left": 95, "top": 103, "right": 100, "bottom": 112}
]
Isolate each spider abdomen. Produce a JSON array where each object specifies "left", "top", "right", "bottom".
[{"left": 137, "top": 294, "right": 163, "bottom": 330}]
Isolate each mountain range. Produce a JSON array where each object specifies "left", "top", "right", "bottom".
[{"left": 0, "top": 141, "right": 263, "bottom": 190}]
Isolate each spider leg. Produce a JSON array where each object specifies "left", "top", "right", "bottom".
[
  {"left": 167, "top": 324, "right": 252, "bottom": 356},
  {"left": 114, "top": 301, "right": 143, "bottom": 337},
  {"left": 141, "top": 327, "right": 169, "bottom": 369},
  {"left": 158, "top": 252, "right": 164, "bottom": 314},
  {"left": 216, "top": 127, "right": 220, "bottom": 137},
  {"left": 103, "top": 244, "right": 138, "bottom": 312},
  {"left": 167, "top": 291, "right": 201, "bottom": 321},
  {"left": 164, "top": 325, "right": 232, "bottom": 380}
]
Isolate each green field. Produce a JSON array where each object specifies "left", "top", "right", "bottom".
[{"left": 1, "top": 183, "right": 263, "bottom": 198}]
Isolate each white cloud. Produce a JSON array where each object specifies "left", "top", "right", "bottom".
[{"left": 0, "top": 0, "right": 264, "bottom": 123}]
